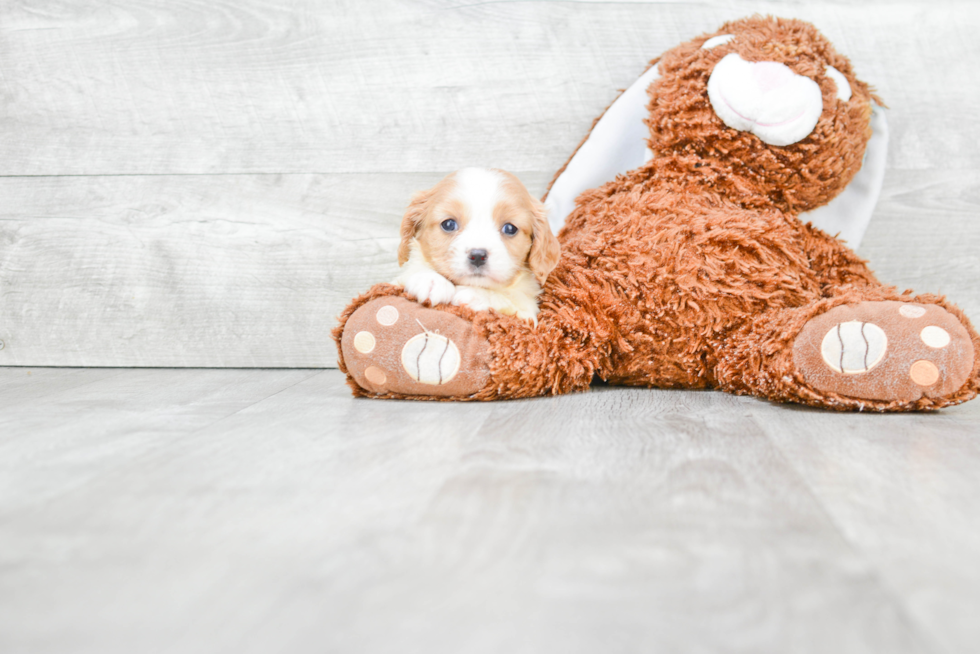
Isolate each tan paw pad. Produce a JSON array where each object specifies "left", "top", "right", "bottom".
[
  {"left": 909, "top": 360, "right": 939, "bottom": 387},
  {"left": 364, "top": 366, "right": 387, "bottom": 386},
  {"left": 376, "top": 305, "right": 399, "bottom": 326},
  {"left": 899, "top": 304, "right": 927, "bottom": 319},
  {"left": 353, "top": 331, "right": 376, "bottom": 354}
]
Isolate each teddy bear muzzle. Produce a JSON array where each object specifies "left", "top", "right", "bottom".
[{"left": 707, "top": 53, "right": 824, "bottom": 146}]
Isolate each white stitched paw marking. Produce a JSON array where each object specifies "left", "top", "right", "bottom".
[
  {"left": 401, "top": 332, "right": 461, "bottom": 385},
  {"left": 820, "top": 320, "right": 888, "bottom": 374},
  {"left": 403, "top": 271, "right": 456, "bottom": 306}
]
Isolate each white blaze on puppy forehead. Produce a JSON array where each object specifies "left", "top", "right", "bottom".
[
  {"left": 447, "top": 168, "right": 518, "bottom": 287},
  {"left": 453, "top": 167, "right": 504, "bottom": 213}
]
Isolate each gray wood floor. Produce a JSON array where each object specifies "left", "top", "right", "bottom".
[{"left": 2, "top": 367, "right": 979, "bottom": 653}]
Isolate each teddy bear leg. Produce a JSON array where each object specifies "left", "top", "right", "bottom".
[
  {"left": 714, "top": 296, "right": 979, "bottom": 410},
  {"left": 792, "top": 299, "right": 978, "bottom": 408},
  {"left": 334, "top": 284, "right": 597, "bottom": 400},
  {"left": 798, "top": 222, "right": 882, "bottom": 290}
]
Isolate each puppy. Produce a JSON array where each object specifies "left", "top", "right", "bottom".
[{"left": 393, "top": 167, "right": 561, "bottom": 322}]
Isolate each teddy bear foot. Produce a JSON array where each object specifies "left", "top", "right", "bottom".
[
  {"left": 339, "top": 297, "right": 491, "bottom": 398},
  {"left": 793, "top": 301, "right": 975, "bottom": 405}
]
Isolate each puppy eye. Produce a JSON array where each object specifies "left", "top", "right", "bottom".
[
  {"left": 501, "top": 223, "right": 518, "bottom": 236},
  {"left": 440, "top": 218, "right": 458, "bottom": 232}
]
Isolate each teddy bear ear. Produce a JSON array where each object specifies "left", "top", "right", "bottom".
[
  {"left": 824, "top": 65, "right": 852, "bottom": 102},
  {"left": 398, "top": 188, "right": 434, "bottom": 265},
  {"left": 701, "top": 34, "right": 735, "bottom": 49},
  {"left": 528, "top": 197, "right": 561, "bottom": 284}
]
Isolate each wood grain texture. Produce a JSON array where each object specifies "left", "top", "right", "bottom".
[
  {"left": 0, "top": 0, "right": 978, "bottom": 366},
  {"left": 0, "top": 1, "right": 978, "bottom": 175},
  {"left": 1, "top": 170, "right": 976, "bottom": 367},
  {"left": 5, "top": 368, "right": 975, "bottom": 653},
  {"left": 744, "top": 397, "right": 980, "bottom": 654},
  {"left": 0, "top": 368, "right": 318, "bottom": 508},
  {"left": 860, "top": 169, "right": 980, "bottom": 321},
  {"left": 0, "top": 171, "right": 550, "bottom": 366}
]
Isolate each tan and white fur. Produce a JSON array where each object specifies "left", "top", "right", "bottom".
[{"left": 393, "top": 168, "right": 561, "bottom": 322}]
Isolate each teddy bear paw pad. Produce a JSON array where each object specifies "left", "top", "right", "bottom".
[
  {"left": 793, "top": 301, "right": 975, "bottom": 403},
  {"left": 341, "top": 297, "right": 490, "bottom": 398}
]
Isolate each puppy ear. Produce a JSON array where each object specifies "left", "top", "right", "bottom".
[
  {"left": 398, "top": 188, "right": 433, "bottom": 265},
  {"left": 527, "top": 197, "right": 561, "bottom": 284}
]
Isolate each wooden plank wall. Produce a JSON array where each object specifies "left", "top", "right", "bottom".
[{"left": 1, "top": 0, "right": 978, "bottom": 367}]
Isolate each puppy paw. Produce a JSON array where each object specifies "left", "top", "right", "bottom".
[
  {"left": 403, "top": 271, "right": 456, "bottom": 306},
  {"left": 451, "top": 287, "right": 491, "bottom": 312}
]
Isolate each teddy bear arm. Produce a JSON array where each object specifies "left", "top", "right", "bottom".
[{"left": 335, "top": 282, "right": 604, "bottom": 400}]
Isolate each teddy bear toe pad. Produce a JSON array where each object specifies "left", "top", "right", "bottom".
[
  {"left": 341, "top": 297, "right": 490, "bottom": 398},
  {"left": 793, "top": 301, "right": 975, "bottom": 403}
]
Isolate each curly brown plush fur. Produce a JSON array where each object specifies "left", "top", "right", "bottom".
[{"left": 335, "top": 16, "right": 979, "bottom": 411}]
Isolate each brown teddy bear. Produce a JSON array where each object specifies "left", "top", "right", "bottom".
[{"left": 334, "top": 16, "right": 979, "bottom": 411}]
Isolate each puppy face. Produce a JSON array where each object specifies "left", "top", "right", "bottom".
[{"left": 398, "top": 168, "right": 560, "bottom": 287}]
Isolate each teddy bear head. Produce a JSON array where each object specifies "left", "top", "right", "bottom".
[{"left": 645, "top": 16, "right": 881, "bottom": 214}]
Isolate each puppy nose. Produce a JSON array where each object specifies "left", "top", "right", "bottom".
[{"left": 468, "top": 249, "right": 488, "bottom": 268}]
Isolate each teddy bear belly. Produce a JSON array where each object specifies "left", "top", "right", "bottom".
[{"left": 549, "top": 192, "right": 827, "bottom": 386}]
